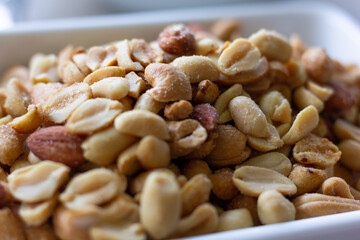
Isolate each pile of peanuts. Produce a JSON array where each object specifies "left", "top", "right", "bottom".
[{"left": 1, "top": 19, "right": 360, "bottom": 240}]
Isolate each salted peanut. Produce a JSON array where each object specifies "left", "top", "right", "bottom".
[
  {"left": 140, "top": 171, "right": 181, "bottom": 239},
  {"left": 293, "top": 193, "right": 360, "bottom": 219},
  {"left": 247, "top": 124, "right": 284, "bottom": 152},
  {"left": 19, "top": 195, "right": 57, "bottom": 226},
  {"left": 117, "top": 143, "right": 142, "bottom": 175},
  {"left": 57, "top": 45, "right": 75, "bottom": 78},
  {"left": 277, "top": 123, "right": 291, "bottom": 138},
  {"left": 1, "top": 65, "right": 30, "bottom": 91},
  {"left": 30, "top": 82, "right": 64, "bottom": 110},
  {"left": 181, "top": 160, "right": 212, "bottom": 179},
  {"left": 90, "top": 77, "right": 130, "bottom": 100},
  {"left": 145, "top": 63, "right": 192, "bottom": 102},
  {"left": 53, "top": 205, "right": 99, "bottom": 240},
  {"left": 134, "top": 92, "right": 165, "bottom": 113},
  {"left": 43, "top": 82, "right": 91, "bottom": 123},
  {"left": 290, "top": 34, "right": 306, "bottom": 61},
  {"left": 307, "top": 81, "right": 333, "bottom": 101},
  {"left": 29, "top": 53, "right": 59, "bottom": 83},
  {"left": 249, "top": 29, "right": 291, "bottom": 63},
  {"left": 233, "top": 166, "right": 297, "bottom": 197},
  {"left": 288, "top": 164, "right": 326, "bottom": 195},
  {"left": 10, "top": 156, "right": 31, "bottom": 173},
  {"left": 268, "top": 61, "right": 289, "bottom": 83},
  {"left": 193, "top": 80, "right": 220, "bottom": 104},
  {"left": 72, "top": 53, "right": 92, "bottom": 76},
  {"left": 129, "top": 170, "right": 157, "bottom": 195},
  {"left": 334, "top": 118, "right": 360, "bottom": 142},
  {"left": 0, "top": 115, "right": 12, "bottom": 125},
  {"left": 27, "top": 151, "right": 41, "bottom": 165},
  {"left": 218, "top": 38, "right": 261, "bottom": 75},
  {"left": 4, "top": 78, "right": 31, "bottom": 117},
  {"left": 8, "top": 161, "right": 69, "bottom": 203},
  {"left": 181, "top": 174, "right": 212, "bottom": 216},
  {"left": 343, "top": 105, "right": 358, "bottom": 124},
  {"left": 268, "top": 84, "right": 292, "bottom": 103},
  {"left": 164, "top": 100, "right": 193, "bottom": 120},
  {"left": 86, "top": 45, "right": 117, "bottom": 71},
  {"left": 257, "top": 190, "right": 295, "bottom": 224},
  {"left": 301, "top": 47, "right": 333, "bottom": 83},
  {"left": 62, "top": 60, "right": 85, "bottom": 84},
  {"left": 60, "top": 168, "right": 124, "bottom": 209},
  {"left": 136, "top": 136, "right": 171, "bottom": 170},
  {"left": 0, "top": 181, "right": 13, "bottom": 207},
  {"left": 0, "top": 124, "right": 25, "bottom": 165},
  {"left": 82, "top": 127, "right": 136, "bottom": 166},
  {"left": 227, "top": 193, "right": 260, "bottom": 225},
  {"left": 158, "top": 24, "right": 196, "bottom": 55},
  {"left": 214, "top": 84, "right": 242, "bottom": 122},
  {"left": 171, "top": 56, "right": 219, "bottom": 83},
  {"left": 116, "top": 40, "right": 144, "bottom": 72},
  {"left": 333, "top": 163, "right": 355, "bottom": 186},
  {"left": 338, "top": 140, "right": 360, "bottom": 171},
  {"left": 229, "top": 96, "right": 270, "bottom": 138},
  {"left": 312, "top": 117, "right": 329, "bottom": 138},
  {"left": 115, "top": 109, "right": 169, "bottom": 139},
  {"left": 239, "top": 152, "right": 292, "bottom": 176},
  {"left": 321, "top": 177, "right": 354, "bottom": 199},
  {"left": 293, "top": 86, "right": 324, "bottom": 112},
  {"left": 24, "top": 223, "right": 58, "bottom": 240},
  {"left": 243, "top": 77, "right": 271, "bottom": 93},
  {"left": 195, "top": 34, "right": 223, "bottom": 56},
  {"left": 216, "top": 209, "right": 253, "bottom": 232},
  {"left": 130, "top": 39, "right": 156, "bottom": 67},
  {"left": 259, "top": 91, "right": 291, "bottom": 123},
  {"left": 282, "top": 105, "right": 319, "bottom": 145},
  {"left": 350, "top": 187, "right": 360, "bottom": 200},
  {"left": 9, "top": 105, "right": 42, "bottom": 133},
  {"left": 170, "top": 203, "right": 218, "bottom": 238},
  {"left": 84, "top": 66, "right": 126, "bottom": 85},
  {"left": 285, "top": 61, "right": 307, "bottom": 89},
  {"left": 66, "top": 98, "right": 123, "bottom": 134},
  {"left": 185, "top": 132, "right": 218, "bottom": 159},
  {"left": 211, "top": 19, "right": 241, "bottom": 41},
  {"left": 0, "top": 208, "right": 26, "bottom": 240},
  {"left": 293, "top": 136, "right": 341, "bottom": 167},
  {"left": 125, "top": 72, "right": 147, "bottom": 99},
  {"left": 168, "top": 119, "right": 207, "bottom": 158},
  {"left": 90, "top": 222, "right": 146, "bottom": 240},
  {"left": 210, "top": 168, "right": 238, "bottom": 200}
]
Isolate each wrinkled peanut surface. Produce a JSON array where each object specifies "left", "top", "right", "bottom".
[{"left": 1, "top": 19, "right": 360, "bottom": 240}]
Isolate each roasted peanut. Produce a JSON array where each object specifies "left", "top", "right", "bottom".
[
  {"left": 333, "top": 118, "right": 360, "bottom": 142},
  {"left": 321, "top": 177, "right": 354, "bottom": 199},
  {"left": 259, "top": 90, "right": 291, "bottom": 123},
  {"left": 0, "top": 124, "right": 25, "bottom": 165},
  {"left": 0, "top": 208, "right": 26, "bottom": 240},
  {"left": 86, "top": 45, "right": 117, "bottom": 71},
  {"left": 181, "top": 160, "right": 212, "bottom": 179},
  {"left": 164, "top": 100, "right": 193, "bottom": 120},
  {"left": 4, "top": 78, "right": 31, "bottom": 117},
  {"left": 90, "top": 77, "right": 130, "bottom": 100},
  {"left": 117, "top": 143, "right": 142, "bottom": 175},
  {"left": 227, "top": 193, "right": 260, "bottom": 226},
  {"left": 209, "top": 168, "right": 238, "bottom": 200},
  {"left": 134, "top": 92, "right": 165, "bottom": 113},
  {"left": 216, "top": 209, "right": 253, "bottom": 232},
  {"left": 288, "top": 164, "right": 326, "bottom": 195},
  {"left": 211, "top": 19, "right": 241, "bottom": 41},
  {"left": 214, "top": 84, "right": 242, "bottom": 123},
  {"left": 301, "top": 47, "right": 333, "bottom": 83},
  {"left": 185, "top": 132, "right": 218, "bottom": 159},
  {"left": 83, "top": 66, "right": 126, "bottom": 85},
  {"left": 62, "top": 60, "right": 85, "bottom": 85},
  {"left": 193, "top": 80, "right": 220, "bottom": 104},
  {"left": 338, "top": 140, "right": 360, "bottom": 171},
  {"left": 90, "top": 222, "right": 146, "bottom": 240},
  {"left": 125, "top": 71, "right": 147, "bottom": 99},
  {"left": 9, "top": 105, "right": 42, "bottom": 134},
  {"left": 293, "top": 86, "right": 324, "bottom": 112},
  {"left": 158, "top": 24, "right": 196, "bottom": 55},
  {"left": 306, "top": 81, "right": 333, "bottom": 101},
  {"left": 116, "top": 40, "right": 144, "bottom": 72},
  {"left": 247, "top": 124, "right": 284, "bottom": 152},
  {"left": 325, "top": 81, "right": 356, "bottom": 116},
  {"left": 30, "top": 54, "right": 60, "bottom": 83}
]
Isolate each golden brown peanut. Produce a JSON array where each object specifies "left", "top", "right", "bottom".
[
  {"left": 247, "top": 124, "right": 284, "bottom": 152},
  {"left": 0, "top": 181, "right": 13, "bottom": 207},
  {"left": 268, "top": 84, "right": 292, "bottom": 102},
  {"left": 145, "top": 63, "right": 192, "bottom": 102},
  {"left": 72, "top": 52, "right": 92, "bottom": 76},
  {"left": 185, "top": 131, "right": 218, "bottom": 159},
  {"left": 290, "top": 34, "right": 306, "bottom": 61},
  {"left": 9, "top": 105, "right": 42, "bottom": 134},
  {"left": 211, "top": 19, "right": 241, "bottom": 41},
  {"left": 164, "top": 100, "right": 193, "bottom": 120},
  {"left": 306, "top": 81, "right": 334, "bottom": 101},
  {"left": 181, "top": 160, "right": 212, "bottom": 179},
  {"left": 171, "top": 56, "right": 219, "bottom": 83},
  {"left": 90, "top": 77, "right": 130, "bottom": 100},
  {"left": 29, "top": 53, "right": 60, "bottom": 83},
  {"left": 62, "top": 60, "right": 85, "bottom": 85},
  {"left": 229, "top": 96, "right": 270, "bottom": 138},
  {"left": 0, "top": 207, "right": 26, "bottom": 240},
  {"left": 86, "top": 45, "right": 117, "bottom": 71},
  {"left": 134, "top": 92, "right": 165, "bottom": 113},
  {"left": 136, "top": 135, "right": 171, "bottom": 169},
  {"left": 116, "top": 40, "right": 144, "bottom": 72},
  {"left": 249, "top": 29, "right": 292, "bottom": 63},
  {"left": 181, "top": 174, "right": 212, "bottom": 216},
  {"left": 288, "top": 164, "right": 326, "bottom": 195},
  {"left": 158, "top": 24, "right": 196, "bottom": 55},
  {"left": 4, "top": 78, "right": 31, "bottom": 117},
  {"left": 282, "top": 105, "right": 319, "bottom": 145},
  {"left": 206, "top": 125, "right": 248, "bottom": 167},
  {"left": 334, "top": 118, "right": 360, "bottom": 142},
  {"left": 333, "top": 163, "right": 355, "bottom": 187},
  {"left": 84, "top": 66, "right": 126, "bottom": 85},
  {"left": 0, "top": 168, "right": 7, "bottom": 182},
  {"left": 243, "top": 77, "right": 271, "bottom": 94},
  {"left": 216, "top": 209, "right": 253, "bottom": 232},
  {"left": 325, "top": 81, "right": 356, "bottom": 116},
  {"left": 227, "top": 193, "right": 260, "bottom": 225},
  {"left": 257, "top": 190, "right": 295, "bottom": 224},
  {"left": 312, "top": 117, "right": 329, "bottom": 138},
  {"left": 115, "top": 109, "right": 169, "bottom": 140},
  {"left": 209, "top": 168, "right": 238, "bottom": 200},
  {"left": 321, "top": 177, "right": 354, "bottom": 199},
  {"left": 10, "top": 156, "right": 31, "bottom": 173},
  {"left": 24, "top": 223, "right": 58, "bottom": 240},
  {"left": 0, "top": 115, "right": 13, "bottom": 125},
  {"left": 343, "top": 105, "right": 358, "bottom": 124},
  {"left": 66, "top": 98, "right": 123, "bottom": 134},
  {"left": 293, "top": 136, "right": 341, "bottom": 167},
  {"left": 338, "top": 140, "right": 360, "bottom": 171},
  {"left": 268, "top": 61, "right": 289, "bottom": 83},
  {"left": 293, "top": 86, "right": 324, "bottom": 112},
  {"left": 0, "top": 124, "right": 25, "bottom": 165},
  {"left": 30, "top": 82, "right": 64, "bottom": 110},
  {"left": 350, "top": 186, "right": 360, "bottom": 200},
  {"left": 1, "top": 65, "right": 30, "bottom": 91},
  {"left": 285, "top": 61, "right": 307, "bottom": 89},
  {"left": 218, "top": 38, "right": 261, "bottom": 75},
  {"left": 301, "top": 47, "right": 333, "bottom": 83},
  {"left": 259, "top": 90, "right": 291, "bottom": 123},
  {"left": 119, "top": 96, "right": 133, "bottom": 112},
  {"left": 8, "top": 161, "right": 69, "bottom": 203},
  {"left": 293, "top": 193, "right": 360, "bottom": 219},
  {"left": 168, "top": 119, "right": 207, "bottom": 158},
  {"left": 125, "top": 72, "right": 147, "bottom": 99},
  {"left": 130, "top": 38, "right": 156, "bottom": 67},
  {"left": 215, "top": 84, "right": 242, "bottom": 123},
  {"left": 19, "top": 195, "right": 57, "bottom": 226},
  {"left": 170, "top": 203, "right": 218, "bottom": 238},
  {"left": 140, "top": 170, "right": 181, "bottom": 239},
  {"left": 90, "top": 222, "right": 146, "bottom": 240},
  {"left": 194, "top": 34, "right": 223, "bottom": 56},
  {"left": 57, "top": 45, "right": 75, "bottom": 79},
  {"left": 239, "top": 152, "right": 292, "bottom": 176},
  {"left": 82, "top": 127, "right": 136, "bottom": 166},
  {"left": 193, "top": 80, "right": 220, "bottom": 104},
  {"left": 44, "top": 82, "right": 91, "bottom": 123},
  {"left": 117, "top": 143, "right": 142, "bottom": 175},
  {"left": 233, "top": 166, "right": 297, "bottom": 197},
  {"left": 60, "top": 168, "right": 125, "bottom": 209}
]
